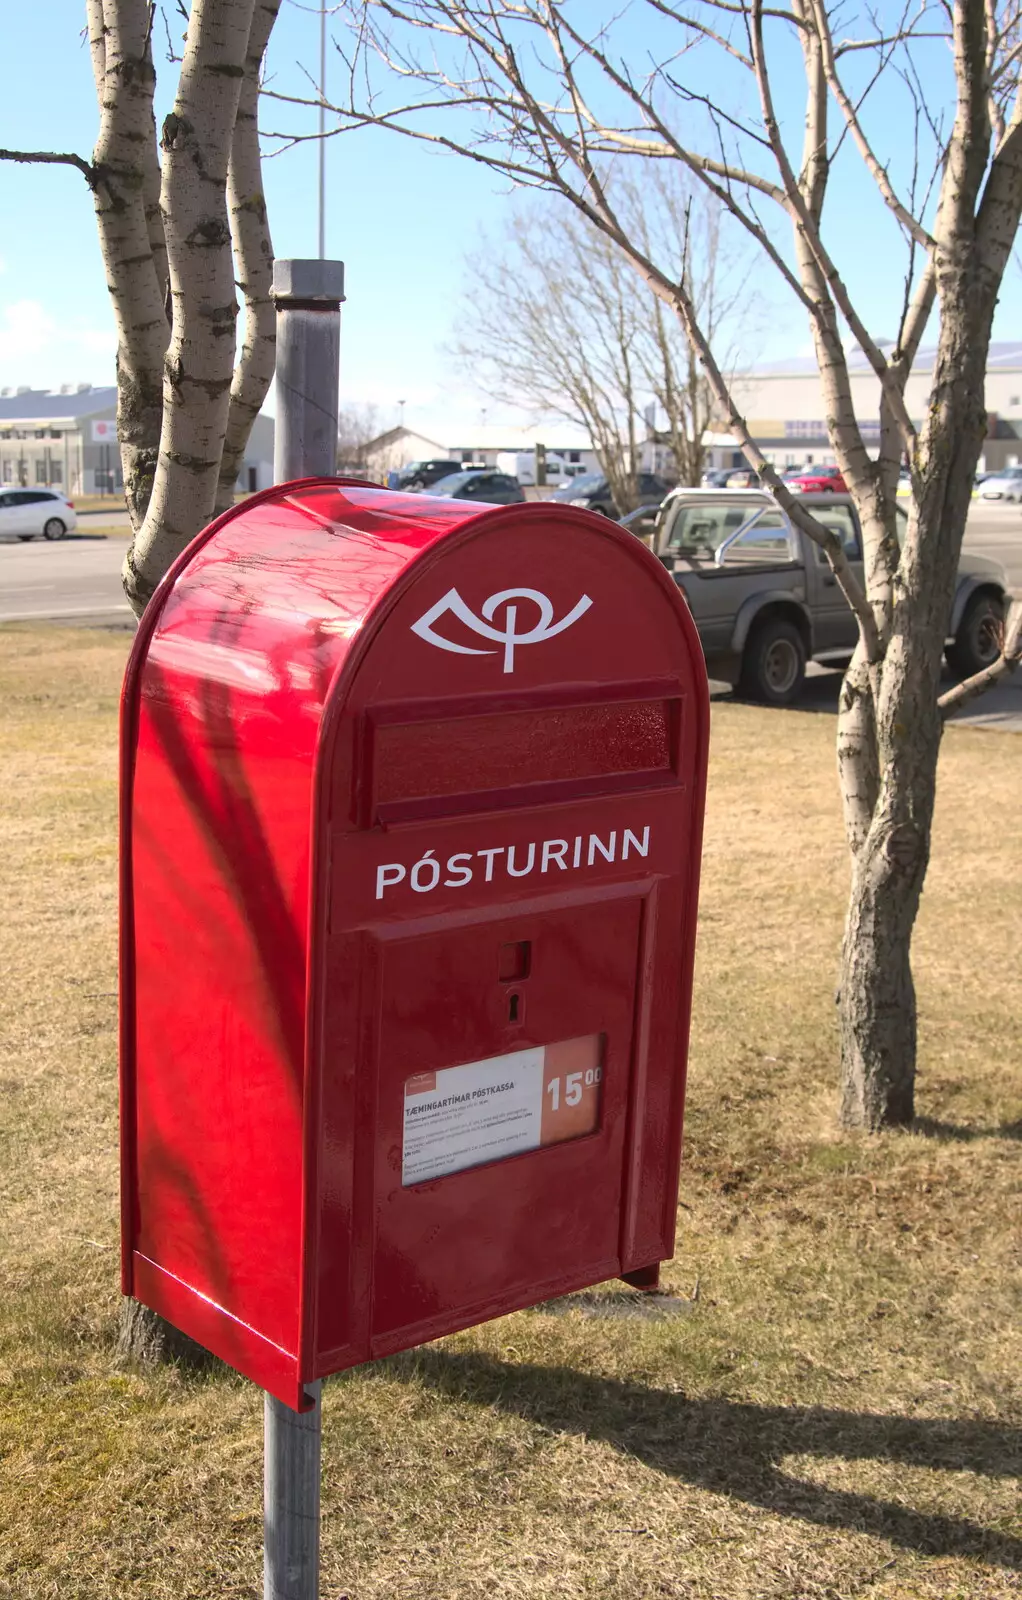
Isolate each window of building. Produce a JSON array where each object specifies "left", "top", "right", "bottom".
[
  {"left": 50, "top": 460, "right": 62, "bottom": 484},
  {"left": 35, "top": 459, "right": 48, "bottom": 484},
  {"left": 1, "top": 462, "right": 11, "bottom": 483}
]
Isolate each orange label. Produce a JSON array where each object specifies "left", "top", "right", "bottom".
[
  {"left": 405, "top": 1072, "right": 437, "bottom": 1096},
  {"left": 540, "top": 1035, "right": 603, "bottom": 1146}
]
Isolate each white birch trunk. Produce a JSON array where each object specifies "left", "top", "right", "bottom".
[
  {"left": 835, "top": 0, "right": 1022, "bottom": 1126},
  {"left": 88, "top": 0, "right": 168, "bottom": 528},
  {"left": 215, "top": 0, "right": 281, "bottom": 513},
  {"left": 122, "top": 0, "right": 258, "bottom": 613}
]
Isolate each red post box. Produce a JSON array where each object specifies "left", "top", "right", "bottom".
[{"left": 120, "top": 478, "right": 709, "bottom": 1409}]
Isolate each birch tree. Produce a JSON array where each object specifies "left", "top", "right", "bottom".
[
  {"left": 2, "top": 0, "right": 280, "bottom": 615},
  {"left": 455, "top": 184, "right": 744, "bottom": 503},
  {"left": 2, "top": 0, "right": 281, "bottom": 1366},
  {"left": 268, "top": 0, "right": 1022, "bottom": 1130}
]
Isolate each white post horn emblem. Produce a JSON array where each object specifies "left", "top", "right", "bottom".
[{"left": 410, "top": 586, "right": 593, "bottom": 673}]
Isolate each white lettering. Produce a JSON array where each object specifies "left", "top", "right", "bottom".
[
  {"left": 410, "top": 851, "right": 441, "bottom": 892},
  {"left": 587, "top": 831, "right": 617, "bottom": 866},
  {"left": 443, "top": 852, "right": 474, "bottom": 887},
  {"left": 376, "top": 825, "right": 652, "bottom": 899},
  {"left": 622, "top": 826, "right": 650, "bottom": 860},
  {"left": 541, "top": 839, "right": 568, "bottom": 872},
  {"left": 477, "top": 846, "right": 506, "bottom": 882},
  {"left": 376, "top": 863, "right": 406, "bottom": 900},
  {"left": 506, "top": 842, "right": 536, "bottom": 878}
]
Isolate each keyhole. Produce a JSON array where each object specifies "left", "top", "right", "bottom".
[{"left": 508, "top": 992, "right": 520, "bottom": 1023}]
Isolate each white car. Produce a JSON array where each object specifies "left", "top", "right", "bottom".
[
  {"left": 978, "top": 466, "right": 1022, "bottom": 502},
  {"left": 0, "top": 488, "right": 78, "bottom": 541}
]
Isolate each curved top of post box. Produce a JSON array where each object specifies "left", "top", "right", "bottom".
[{"left": 123, "top": 477, "right": 707, "bottom": 747}]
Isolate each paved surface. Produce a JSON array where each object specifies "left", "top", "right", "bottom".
[
  {"left": 1, "top": 504, "right": 1020, "bottom": 727},
  {"left": 77, "top": 506, "right": 132, "bottom": 531},
  {"left": 0, "top": 530, "right": 133, "bottom": 626}
]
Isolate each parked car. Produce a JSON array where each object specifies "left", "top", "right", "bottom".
[
  {"left": 549, "top": 470, "right": 673, "bottom": 518},
  {"left": 653, "top": 488, "right": 1006, "bottom": 705},
  {"left": 393, "top": 458, "right": 463, "bottom": 491},
  {"left": 977, "top": 465, "right": 1022, "bottom": 501},
  {"left": 619, "top": 502, "right": 662, "bottom": 542},
  {"left": 700, "top": 467, "right": 734, "bottom": 487},
  {"left": 785, "top": 464, "right": 847, "bottom": 493},
  {"left": 427, "top": 469, "right": 525, "bottom": 505},
  {"left": 0, "top": 488, "right": 77, "bottom": 541},
  {"left": 722, "top": 466, "right": 761, "bottom": 489}
]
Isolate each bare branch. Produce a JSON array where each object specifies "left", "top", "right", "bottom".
[
  {"left": 748, "top": 0, "right": 918, "bottom": 460},
  {"left": 939, "top": 591, "right": 1022, "bottom": 715},
  {"left": 809, "top": 0, "right": 936, "bottom": 248},
  {"left": 0, "top": 147, "right": 101, "bottom": 188}
]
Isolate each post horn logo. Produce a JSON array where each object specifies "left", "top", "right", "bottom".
[{"left": 410, "top": 587, "right": 593, "bottom": 674}]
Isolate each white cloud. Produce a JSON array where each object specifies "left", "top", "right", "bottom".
[{"left": 0, "top": 298, "right": 116, "bottom": 391}]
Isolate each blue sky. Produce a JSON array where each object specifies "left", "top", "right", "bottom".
[
  {"left": 1, "top": 2, "right": 1018, "bottom": 441},
  {"left": 0, "top": 1, "right": 531, "bottom": 435}
]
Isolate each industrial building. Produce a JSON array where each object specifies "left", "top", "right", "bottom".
[
  {"left": 0, "top": 385, "right": 275, "bottom": 496},
  {"left": 721, "top": 342, "right": 1022, "bottom": 473}
]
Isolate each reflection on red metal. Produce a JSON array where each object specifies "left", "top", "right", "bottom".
[{"left": 120, "top": 477, "right": 709, "bottom": 1409}]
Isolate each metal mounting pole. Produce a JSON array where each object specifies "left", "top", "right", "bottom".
[
  {"left": 271, "top": 258, "right": 345, "bottom": 484},
  {"left": 263, "top": 256, "right": 344, "bottom": 1600},
  {"left": 318, "top": 2, "right": 327, "bottom": 260},
  {"left": 264, "top": 1382, "right": 323, "bottom": 1600}
]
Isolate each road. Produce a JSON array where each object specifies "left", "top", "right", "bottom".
[
  {"left": 1, "top": 503, "right": 1020, "bottom": 727},
  {"left": 0, "top": 528, "right": 133, "bottom": 627}
]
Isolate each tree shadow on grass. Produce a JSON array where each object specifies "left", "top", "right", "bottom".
[
  {"left": 387, "top": 1348, "right": 1022, "bottom": 1570},
  {"left": 912, "top": 1115, "right": 1022, "bottom": 1142}
]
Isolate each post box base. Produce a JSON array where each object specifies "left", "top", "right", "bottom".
[
  {"left": 130, "top": 1253, "right": 313, "bottom": 1411},
  {"left": 128, "top": 1249, "right": 674, "bottom": 1409},
  {"left": 620, "top": 1262, "right": 662, "bottom": 1293}
]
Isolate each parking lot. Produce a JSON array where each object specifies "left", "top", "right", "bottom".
[{"left": 1, "top": 502, "right": 1019, "bottom": 727}]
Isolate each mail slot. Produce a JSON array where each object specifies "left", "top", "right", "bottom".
[{"left": 119, "top": 477, "right": 709, "bottom": 1409}]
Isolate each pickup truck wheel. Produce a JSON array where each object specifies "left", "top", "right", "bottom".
[
  {"left": 739, "top": 617, "right": 807, "bottom": 707},
  {"left": 946, "top": 591, "right": 1004, "bottom": 679}
]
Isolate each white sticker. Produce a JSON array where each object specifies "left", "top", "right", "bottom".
[{"left": 402, "top": 1037, "right": 602, "bottom": 1186}]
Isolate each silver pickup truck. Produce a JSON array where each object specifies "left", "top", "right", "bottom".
[{"left": 650, "top": 489, "right": 1007, "bottom": 706}]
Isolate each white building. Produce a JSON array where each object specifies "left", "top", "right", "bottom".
[
  {"left": 721, "top": 342, "right": 1022, "bottom": 472},
  {"left": 358, "top": 426, "right": 450, "bottom": 481},
  {"left": 361, "top": 422, "right": 601, "bottom": 485},
  {"left": 0, "top": 385, "right": 274, "bottom": 496}
]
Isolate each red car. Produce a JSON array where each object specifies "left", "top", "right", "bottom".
[{"left": 786, "top": 464, "right": 847, "bottom": 493}]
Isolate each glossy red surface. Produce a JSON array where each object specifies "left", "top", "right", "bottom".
[{"left": 120, "top": 478, "right": 709, "bottom": 1408}]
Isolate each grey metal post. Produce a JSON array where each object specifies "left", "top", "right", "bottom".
[
  {"left": 264, "top": 1383, "right": 323, "bottom": 1600},
  {"left": 263, "top": 255, "right": 344, "bottom": 1600},
  {"left": 272, "top": 258, "right": 345, "bottom": 484}
]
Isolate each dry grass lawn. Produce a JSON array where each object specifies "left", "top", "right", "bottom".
[{"left": 0, "top": 624, "right": 1019, "bottom": 1600}]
